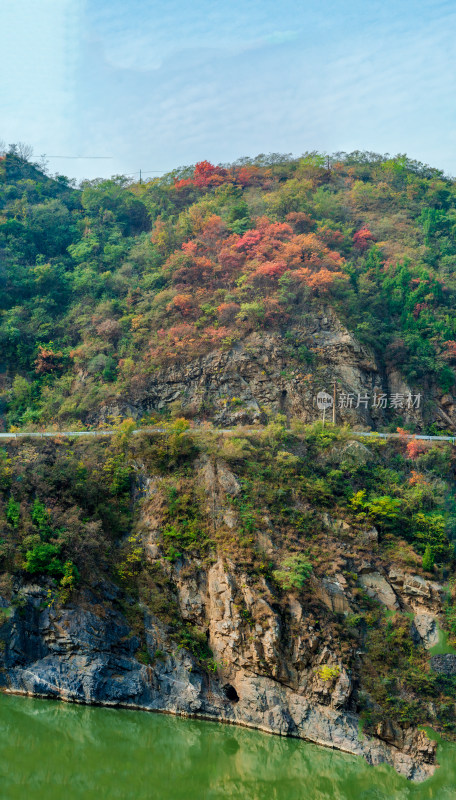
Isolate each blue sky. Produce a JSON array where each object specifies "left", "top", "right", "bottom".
[{"left": 1, "top": 0, "right": 455, "bottom": 181}]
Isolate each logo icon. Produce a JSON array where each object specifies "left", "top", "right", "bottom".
[{"left": 316, "top": 391, "right": 333, "bottom": 411}]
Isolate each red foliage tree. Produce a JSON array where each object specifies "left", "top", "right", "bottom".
[
  {"left": 173, "top": 255, "right": 216, "bottom": 287},
  {"left": 263, "top": 298, "right": 289, "bottom": 326},
  {"left": 234, "top": 165, "right": 263, "bottom": 186},
  {"left": 250, "top": 260, "right": 288, "bottom": 286},
  {"left": 413, "top": 302, "right": 429, "bottom": 319},
  {"left": 317, "top": 225, "right": 345, "bottom": 247},
  {"left": 193, "top": 160, "right": 218, "bottom": 187},
  {"left": 197, "top": 215, "right": 227, "bottom": 252},
  {"left": 175, "top": 162, "right": 229, "bottom": 191},
  {"left": 409, "top": 470, "right": 427, "bottom": 486},
  {"left": 280, "top": 233, "right": 344, "bottom": 271},
  {"left": 181, "top": 240, "right": 198, "bottom": 255},
  {"left": 406, "top": 438, "right": 429, "bottom": 460},
  {"left": 235, "top": 218, "right": 293, "bottom": 261},
  {"left": 218, "top": 241, "right": 245, "bottom": 275},
  {"left": 353, "top": 227, "right": 375, "bottom": 251},
  {"left": 235, "top": 229, "right": 262, "bottom": 253},
  {"left": 174, "top": 178, "right": 194, "bottom": 190},
  {"left": 295, "top": 267, "right": 345, "bottom": 293}
]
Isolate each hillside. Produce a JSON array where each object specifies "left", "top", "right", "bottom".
[
  {"left": 3, "top": 149, "right": 456, "bottom": 780},
  {"left": 1, "top": 423, "right": 456, "bottom": 779},
  {"left": 1, "top": 150, "right": 456, "bottom": 431}
]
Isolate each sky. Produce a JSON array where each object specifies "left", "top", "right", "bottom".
[{"left": 1, "top": 0, "right": 455, "bottom": 182}]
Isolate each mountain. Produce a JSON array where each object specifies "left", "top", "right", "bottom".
[
  {"left": 1, "top": 149, "right": 456, "bottom": 780},
  {"left": 1, "top": 150, "right": 456, "bottom": 431}
]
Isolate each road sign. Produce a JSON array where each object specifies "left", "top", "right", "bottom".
[{"left": 316, "top": 391, "right": 333, "bottom": 411}]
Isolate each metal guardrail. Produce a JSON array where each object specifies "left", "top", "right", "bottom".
[
  {"left": 351, "top": 431, "right": 456, "bottom": 443},
  {"left": 0, "top": 428, "right": 455, "bottom": 443}
]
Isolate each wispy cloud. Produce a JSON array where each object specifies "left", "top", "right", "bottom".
[
  {"left": 2, "top": 0, "right": 456, "bottom": 180},
  {"left": 86, "top": 0, "right": 304, "bottom": 72}
]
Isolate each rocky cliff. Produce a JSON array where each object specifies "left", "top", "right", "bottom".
[
  {"left": 0, "top": 572, "right": 436, "bottom": 782},
  {"left": 92, "top": 307, "right": 455, "bottom": 432},
  {"left": 1, "top": 429, "right": 454, "bottom": 783}
]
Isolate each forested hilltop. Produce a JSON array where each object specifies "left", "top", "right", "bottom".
[{"left": 1, "top": 148, "right": 456, "bottom": 430}]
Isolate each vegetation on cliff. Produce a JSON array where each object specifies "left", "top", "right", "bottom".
[
  {"left": 1, "top": 149, "right": 456, "bottom": 428},
  {"left": 1, "top": 422, "right": 456, "bottom": 741},
  {"left": 2, "top": 146, "right": 456, "bottom": 768}
]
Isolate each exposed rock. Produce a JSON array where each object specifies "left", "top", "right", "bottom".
[
  {"left": 389, "top": 570, "right": 444, "bottom": 612},
  {"left": 174, "top": 565, "right": 207, "bottom": 625},
  {"left": 91, "top": 315, "right": 393, "bottom": 429},
  {"left": 411, "top": 613, "right": 439, "bottom": 649},
  {"left": 358, "top": 527, "right": 379, "bottom": 547},
  {"left": 441, "top": 394, "right": 454, "bottom": 409},
  {"left": 430, "top": 654, "right": 456, "bottom": 675},
  {"left": 358, "top": 560, "right": 375, "bottom": 574},
  {"left": 216, "top": 461, "right": 241, "bottom": 496},
  {"left": 375, "top": 718, "right": 404, "bottom": 747},
  {"left": 334, "top": 440, "right": 373, "bottom": 466},
  {"left": 0, "top": 561, "right": 439, "bottom": 784},
  {"left": 330, "top": 667, "right": 353, "bottom": 710},
  {"left": 358, "top": 572, "right": 399, "bottom": 610},
  {"left": 321, "top": 513, "right": 352, "bottom": 535},
  {"left": 256, "top": 530, "right": 276, "bottom": 557},
  {"left": 0, "top": 478, "right": 445, "bottom": 784},
  {"left": 316, "top": 577, "right": 352, "bottom": 615},
  {"left": 199, "top": 458, "right": 241, "bottom": 529}
]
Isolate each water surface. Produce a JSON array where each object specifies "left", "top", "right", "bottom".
[{"left": 1, "top": 694, "right": 455, "bottom": 800}]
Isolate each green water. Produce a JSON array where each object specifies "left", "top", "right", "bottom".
[{"left": 1, "top": 695, "right": 456, "bottom": 800}]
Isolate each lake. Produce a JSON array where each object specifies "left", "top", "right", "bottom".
[{"left": 0, "top": 694, "right": 455, "bottom": 799}]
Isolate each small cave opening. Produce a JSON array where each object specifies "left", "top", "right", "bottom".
[{"left": 223, "top": 683, "right": 239, "bottom": 703}]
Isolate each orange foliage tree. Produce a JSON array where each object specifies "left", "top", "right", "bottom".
[{"left": 34, "top": 346, "right": 65, "bottom": 375}]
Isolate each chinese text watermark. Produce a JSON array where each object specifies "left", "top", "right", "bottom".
[{"left": 316, "top": 391, "right": 421, "bottom": 411}]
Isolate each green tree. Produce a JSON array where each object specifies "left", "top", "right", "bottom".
[{"left": 273, "top": 555, "right": 312, "bottom": 591}]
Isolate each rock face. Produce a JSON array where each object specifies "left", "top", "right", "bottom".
[
  {"left": 430, "top": 655, "right": 456, "bottom": 675},
  {"left": 412, "top": 613, "right": 440, "bottom": 649},
  {"left": 359, "top": 572, "right": 399, "bottom": 611},
  {"left": 0, "top": 568, "right": 436, "bottom": 784},
  {"left": 91, "top": 309, "right": 431, "bottom": 429},
  {"left": 388, "top": 569, "right": 444, "bottom": 613},
  {"left": 316, "top": 577, "right": 352, "bottom": 615},
  {"left": 0, "top": 456, "right": 442, "bottom": 783}
]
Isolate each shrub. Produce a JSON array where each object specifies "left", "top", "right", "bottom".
[
  {"left": 176, "top": 623, "right": 218, "bottom": 672},
  {"left": 275, "top": 450, "right": 300, "bottom": 468},
  {"left": 260, "top": 414, "right": 287, "bottom": 448},
  {"left": 24, "top": 543, "right": 63, "bottom": 577},
  {"left": 59, "top": 560, "right": 80, "bottom": 602},
  {"left": 319, "top": 664, "right": 341, "bottom": 681},
  {"left": 217, "top": 437, "right": 251, "bottom": 461},
  {"left": 6, "top": 497, "right": 20, "bottom": 528},
  {"left": 422, "top": 544, "right": 435, "bottom": 572},
  {"left": 31, "top": 499, "right": 52, "bottom": 537},
  {"left": 273, "top": 554, "right": 312, "bottom": 591}
]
